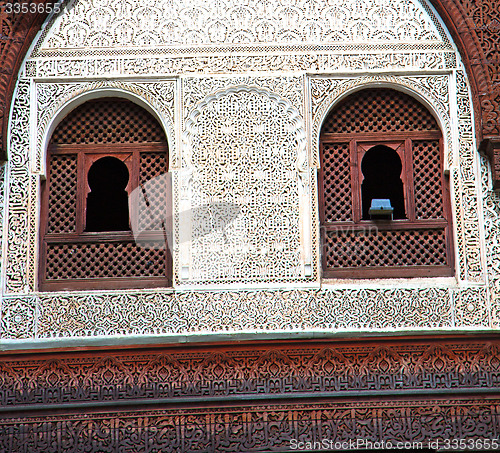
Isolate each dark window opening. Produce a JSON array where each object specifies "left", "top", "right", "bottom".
[
  {"left": 86, "top": 156, "right": 130, "bottom": 232},
  {"left": 361, "top": 145, "right": 406, "bottom": 220}
]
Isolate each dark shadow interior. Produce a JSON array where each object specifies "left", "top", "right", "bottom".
[
  {"left": 361, "top": 145, "right": 406, "bottom": 220},
  {"left": 86, "top": 156, "right": 130, "bottom": 232}
]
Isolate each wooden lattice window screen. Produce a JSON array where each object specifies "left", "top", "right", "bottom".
[
  {"left": 319, "top": 88, "right": 454, "bottom": 278},
  {"left": 40, "top": 98, "right": 172, "bottom": 291}
]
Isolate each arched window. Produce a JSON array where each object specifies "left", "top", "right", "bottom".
[
  {"left": 40, "top": 98, "right": 171, "bottom": 290},
  {"left": 319, "top": 88, "right": 454, "bottom": 278}
]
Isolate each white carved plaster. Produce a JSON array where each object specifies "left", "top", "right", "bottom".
[
  {"left": 0, "top": 0, "right": 492, "bottom": 342},
  {"left": 34, "top": 80, "right": 177, "bottom": 175},
  {"left": 180, "top": 83, "right": 312, "bottom": 286},
  {"left": 25, "top": 0, "right": 456, "bottom": 80},
  {"left": 36, "top": 0, "right": 449, "bottom": 52}
]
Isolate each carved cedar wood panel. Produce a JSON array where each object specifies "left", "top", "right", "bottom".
[
  {"left": 319, "top": 88, "right": 453, "bottom": 277},
  {"left": 0, "top": 338, "right": 500, "bottom": 451},
  {"left": 1, "top": 339, "right": 500, "bottom": 408},
  {"left": 41, "top": 98, "right": 171, "bottom": 290},
  {"left": 1, "top": 401, "right": 499, "bottom": 452}
]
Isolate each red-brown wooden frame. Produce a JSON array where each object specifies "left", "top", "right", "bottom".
[
  {"left": 319, "top": 129, "right": 455, "bottom": 279},
  {"left": 39, "top": 143, "right": 172, "bottom": 291}
]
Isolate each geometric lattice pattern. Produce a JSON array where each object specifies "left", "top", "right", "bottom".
[
  {"left": 322, "top": 88, "right": 439, "bottom": 134},
  {"left": 51, "top": 98, "right": 166, "bottom": 144},
  {"left": 322, "top": 143, "right": 352, "bottom": 222},
  {"left": 413, "top": 140, "right": 444, "bottom": 219},
  {"left": 320, "top": 88, "right": 451, "bottom": 275},
  {"left": 139, "top": 152, "right": 168, "bottom": 231},
  {"left": 47, "top": 154, "right": 77, "bottom": 233},
  {"left": 325, "top": 228, "right": 448, "bottom": 268},
  {"left": 45, "top": 242, "right": 166, "bottom": 279},
  {"left": 43, "top": 98, "right": 170, "bottom": 286}
]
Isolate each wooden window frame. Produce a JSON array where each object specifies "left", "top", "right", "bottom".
[
  {"left": 319, "top": 129, "right": 454, "bottom": 279},
  {"left": 39, "top": 142, "right": 172, "bottom": 292}
]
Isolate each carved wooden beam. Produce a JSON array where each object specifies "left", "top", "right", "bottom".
[{"left": 0, "top": 335, "right": 499, "bottom": 451}]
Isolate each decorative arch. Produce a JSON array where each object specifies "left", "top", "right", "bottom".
[
  {"left": 1, "top": 0, "right": 497, "bottom": 161},
  {"left": 426, "top": 0, "right": 492, "bottom": 140},
  {"left": 317, "top": 86, "right": 454, "bottom": 278},
  {"left": 311, "top": 76, "right": 453, "bottom": 171},
  {"left": 39, "top": 96, "right": 173, "bottom": 291},
  {"left": 184, "top": 85, "right": 307, "bottom": 171},
  {"left": 35, "top": 82, "right": 177, "bottom": 176}
]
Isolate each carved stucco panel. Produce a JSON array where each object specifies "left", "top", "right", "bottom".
[
  {"left": 481, "top": 155, "right": 500, "bottom": 329},
  {"left": 36, "top": 0, "right": 449, "bottom": 52},
  {"left": 0, "top": 297, "right": 37, "bottom": 340},
  {"left": 180, "top": 79, "right": 313, "bottom": 285},
  {"left": 309, "top": 73, "right": 486, "bottom": 289},
  {"left": 28, "top": 52, "right": 453, "bottom": 79},
  {"left": 0, "top": 15, "right": 492, "bottom": 339},
  {"left": 26, "top": 0, "right": 455, "bottom": 80},
  {"left": 3, "top": 80, "right": 32, "bottom": 294},
  {"left": 1, "top": 287, "right": 454, "bottom": 339},
  {"left": 455, "top": 70, "right": 485, "bottom": 284},
  {"left": 452, "top": 287, "right": 489, "bottom": 328},
  {"left": 0, "top": 163, "right": 6, "bottom": 277}
]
